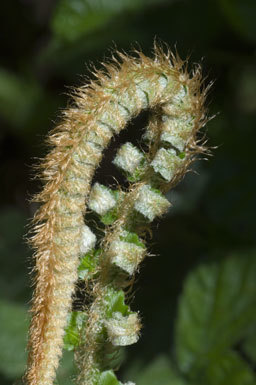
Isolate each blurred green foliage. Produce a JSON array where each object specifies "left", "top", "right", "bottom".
[
  {"left": 52, "top": 0, "right": 168, "bottom": 42},
  {"left": 176, "top": 252, "right": 256, "bottom": 384},
  {"left": 0, "top": 300, "right": 28, "bottom": 379},
  {"left": 125, "top": 355, "right": 188, "bottom": 385},
  {"left": 1, "top": 0, "right": 256, "bottom": 384}
]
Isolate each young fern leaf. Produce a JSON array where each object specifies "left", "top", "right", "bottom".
[{"left": 26, "top": 45, "right": 210, "bottom": 385}]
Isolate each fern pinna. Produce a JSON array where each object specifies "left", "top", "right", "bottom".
[{"left": 26, "top": 45, "right": 210, "bottom": 385}]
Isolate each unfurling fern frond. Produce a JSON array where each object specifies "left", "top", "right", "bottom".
[{"left": 25, "top": 44, "right": 210, "bottom": 385}]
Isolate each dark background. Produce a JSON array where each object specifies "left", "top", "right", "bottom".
[{"left": 1, "top": 1, "right": 256, "bottom": 384}]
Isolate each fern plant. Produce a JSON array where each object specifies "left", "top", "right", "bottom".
[{"left": 25, "top": 45, "right": 210, "bottom": 385}]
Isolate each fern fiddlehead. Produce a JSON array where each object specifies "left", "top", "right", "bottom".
[{"left": 26, "top": 45, "right": 209, "bottom": 385}]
